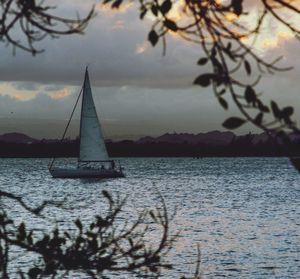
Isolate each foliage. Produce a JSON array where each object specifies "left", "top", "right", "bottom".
[
  {"left": 103, "top": 0, "right": 300, "bottom": 142},
  {"left": 0, "top": 0, "right": 94, "bottom": 55},
  {"left": 0, "top": 190, "right": 200, "bottom": 278}
]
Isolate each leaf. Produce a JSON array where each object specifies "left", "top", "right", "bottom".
[
  {"left": 35, "top": 235, "right": 50, "bottom": 249},
  {"left": 96, "top": 216, "right": 110, "bottom": 227},
  {"left": 44, "top": 262, "right": 56, "bottom": 276},
  {"left": 244, "top": 60, "right": 251, "bottom": 75},
  {"left": 218, "top": 97, "right": 228, "bottom": 110},
  {"left": 212, "top": 57, "right": 223, "bottom": 74},
  {"left": 28, "top": 268, "right": 42, "bottom": 279},
  {"left": 112, "top": 0, "right": 123, "bottom": 9},
  {"left": 27, "top": 231, "right": 33, "bottom": 245},
  {"left": 282, "top": 106, "right": 294, "bottom": 125},
  {"left": 245, "top": 86, "right": 256, "bottom": 104},
  {"left": 164, "top": 19, "right": 178, "bottom": 31},
  {"left": 197, "top": 57, "right": 208, "bottom": 66},
  {"left": 270, "top": 101, "right": 281, "bottom": 119},
  {"left": 102, "top": 190, "right": 113, "bottom": 203},
  {"left": 140, "top": 8, "right": 147, "bottom": 19},
  {"left": 75, "top": 219, "right": 83, "bottom": 232},
  {"left": 148, "top": 30, "right": 159, "bottom": 46},
  {"left": 223, "top": 47, "right": 236, "bottom": 61},
  {"left": 76, "top": 236, "right": 85, "bottom": 244},
  {"left": 160, "top": 0, "right": 172, "bottom": 14},
  {"left": 151, "top": 5, "right": 158, "bottom": 16},
  {"left": 193, "top": 74, "right": 215, "bottom": 87},
  {"left": 257, "top": 100, "right": 270, "bottom": 113},
  {"left": 18, "top": 222, "right": 26, "bottom": 242},
  {"left": 231, "top": 0, "right": 243, "bottom": 16},
  {"left": 223, "top": 117, "right": 246, "bottom": 129},
  {"left": 282, "top": 106, "right": 294, "bottom": 117},
  {"left": 254, "top": 112, "right": 263, "bottom": 125}
]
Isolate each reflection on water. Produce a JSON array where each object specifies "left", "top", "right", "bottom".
[{"left": 0, "top": 157, "right": 299, "bottom": 278}]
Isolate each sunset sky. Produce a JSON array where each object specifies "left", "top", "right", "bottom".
[{"left": 0, "top": 0, "right": 299, "bottom": 139}]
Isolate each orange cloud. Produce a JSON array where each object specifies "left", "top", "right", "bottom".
[
  {"left": 136, "top": 41, "right": 149, "bottom": 54},
  {"left": 0, "top": 83, "right": 36, "bottom": 101},
  {"left": 96, "top": 2, "right": 133, "bottom": 14},
  {"left": 112, "top": 20, "right": 125, "bottom": 30},
  {"left": 48, "top": 89, "right": 71, "bottom": 100},
  {"left": 262, "top": 31, "right": 294, "bottom": 49}
]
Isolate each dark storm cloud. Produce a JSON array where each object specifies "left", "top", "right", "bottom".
[
  {"left": 0, "top": 1, "right": 201, "bottom": 88},
  {"left": 0, "top": 1, "right": 297, "bottom": 89}
]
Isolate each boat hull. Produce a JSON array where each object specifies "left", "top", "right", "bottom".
[{"left": 49, "top": 167, "right": 125, "bottom": 179}]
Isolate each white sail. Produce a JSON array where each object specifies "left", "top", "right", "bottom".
[{"left": 79, "top": 69, "right": 109, "bottom": 162}]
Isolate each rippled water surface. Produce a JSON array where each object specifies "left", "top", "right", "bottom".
[{"left": 0, "top": 157, "right": 299, "bottom": 278}]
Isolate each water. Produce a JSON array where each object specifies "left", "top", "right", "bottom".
[{"left": 0, "top": 157, "right": 299, "bottom": 278}]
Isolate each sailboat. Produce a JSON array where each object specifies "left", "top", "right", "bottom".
[{"left": 49, "top": 68, "right": 125, "bottom": 179}]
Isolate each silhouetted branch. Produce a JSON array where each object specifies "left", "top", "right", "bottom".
[
  {"left": 103, "top": 0, "right": 299, "bottom": 146},
  {"left": 0, "top": 190, "right": 200, "bottom": 278},
  {"left": 0, "top": 0, "right": 95, "bottom": 55},
  {"left": 0, "top": 190, "right": 63, "bottom": 215}
]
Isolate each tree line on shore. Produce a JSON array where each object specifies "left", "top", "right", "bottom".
[{"left": 1, "top": 133, "right": 300, "bottom": 157}]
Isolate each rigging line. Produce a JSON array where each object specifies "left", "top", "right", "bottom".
[{"left": 49, "top": 87, "right": 83, "bottom": 170}]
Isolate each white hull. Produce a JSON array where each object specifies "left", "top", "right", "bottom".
[{"left": 50, "top": 167, "right": 125, "bottom": 179}]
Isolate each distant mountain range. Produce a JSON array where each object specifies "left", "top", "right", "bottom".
[
  {"left": 0, "top": 130, "right": 277, "bottom": 145},
  {"left": 137, "top": 131, "right": 236, "bottom": 145},
  {"left": 0, "top": 131, "right": 299, "bottom": 158},
  {"left": 0, "top": 131, "right": 264, "bottom": 145}
]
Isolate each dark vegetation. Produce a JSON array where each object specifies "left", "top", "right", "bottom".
[
  {"left": 0, "top": 0, "right": 94, "bottom": 55},
  {"left": 0, "top": 132, "right": 300, "bottom": 157},
  {"left": 1, "top": 190, "right": 200, "bottom": 278}
]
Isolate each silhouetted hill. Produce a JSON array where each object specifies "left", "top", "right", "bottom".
[
  {"left": 0, "top": 133, "right": 38, "bottom": 143},
  {"left": 0, "top": 131, "right": 299, "bottom": 157},
  {"left": 138, "top": 131, "right": 235, "bottom": 145}
]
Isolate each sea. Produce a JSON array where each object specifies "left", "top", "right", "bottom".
[{"left": 0, "top": 157, "right": 299, "bottom": 278}]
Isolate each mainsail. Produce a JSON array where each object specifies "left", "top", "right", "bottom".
[{"left": 79, "top": 69, "right": 109, "bottom": 162}]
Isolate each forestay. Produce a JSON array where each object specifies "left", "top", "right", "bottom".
[{"left": 79, "top": 70, "right": 109, "bottom": 162}]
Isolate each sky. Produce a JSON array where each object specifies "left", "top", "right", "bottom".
[{"left": 0, "top": 0, "right": 299, "bottom": 139}]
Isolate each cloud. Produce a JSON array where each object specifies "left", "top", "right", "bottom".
[
  {"left": 47, "top": 89, "right": 72, "bottom": 99},
  {"left": 263, "top": 34, "right": 300, "bottom": 79},
  {"left": 44, "top": 84, "right": 66, "bottom": 92},
  {"left": 0, "top": 0, "right": 297, "bottom": 90},
  {"left": 0, "top": 0, "right": 201, "bottom": 88},
  {"left": 0, "top": 0, "right": 299, "bottom": 138},
  {"left": 11, "top": 82, "right": 40, "bottom": 91},
  {"left": 135, "top": 41, "right": 149, "bottom": 54}
]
